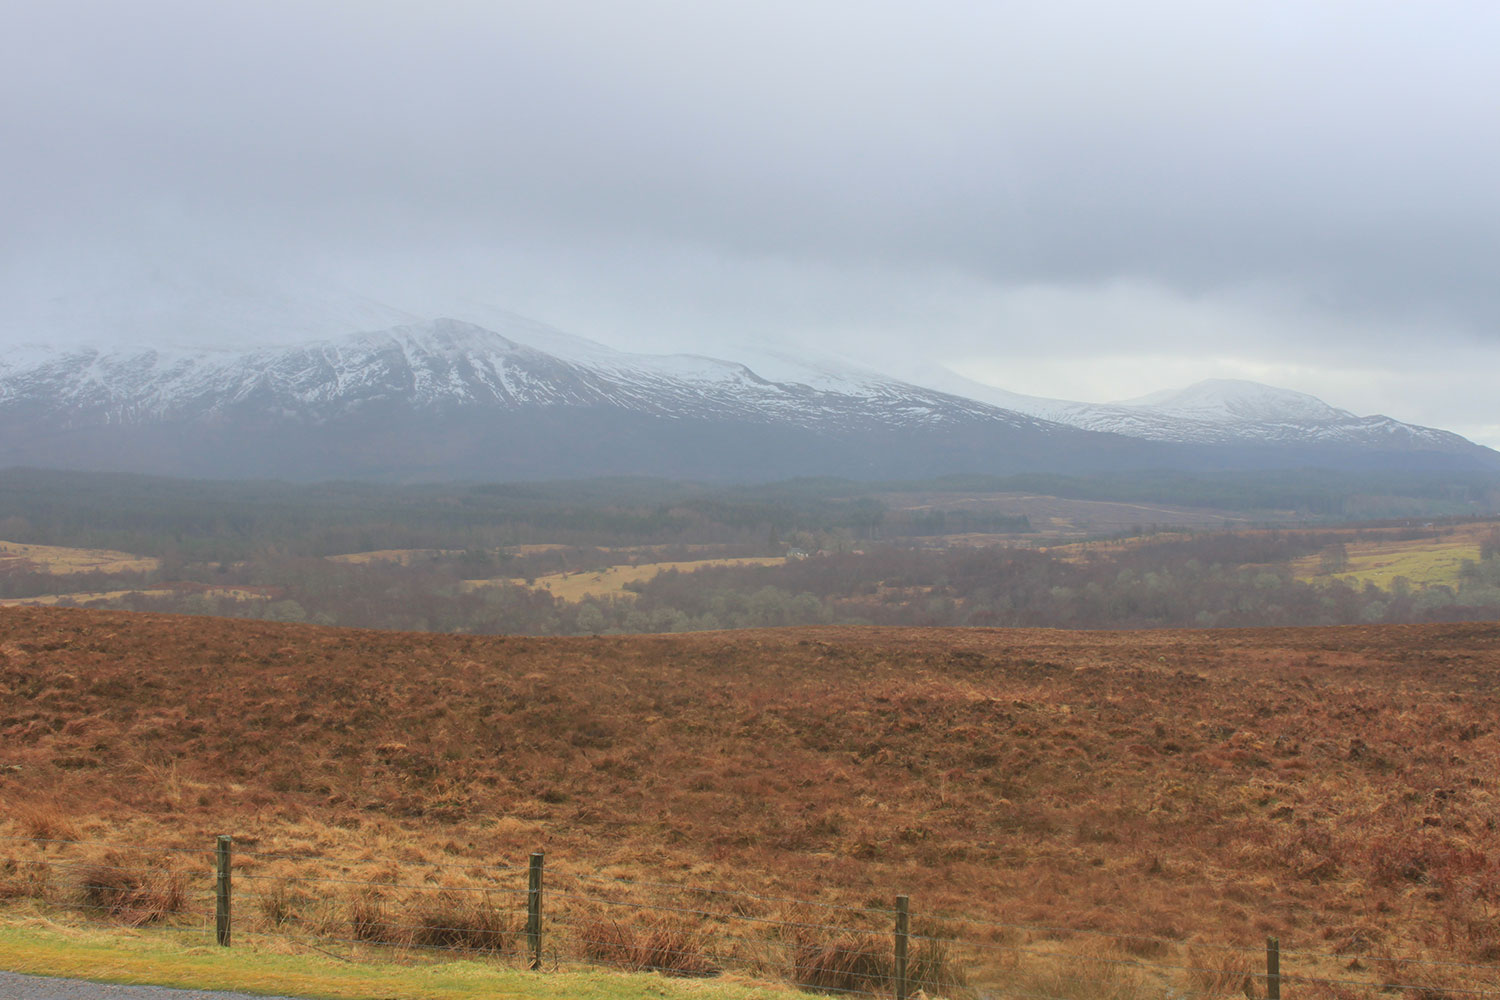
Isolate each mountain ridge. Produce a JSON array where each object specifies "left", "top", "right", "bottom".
[
  {"left": 1, "top": 313, "right": 1495, "bottom": 482},
  {"left": 919, "top": 368, "right": 1474, "bottom": 453}
]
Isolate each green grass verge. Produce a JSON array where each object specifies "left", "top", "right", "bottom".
[{"left": 0, "top": 921, "right": 806, "bottom": 1000}]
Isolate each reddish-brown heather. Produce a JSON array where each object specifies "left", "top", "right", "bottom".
[{"left": 2, "top": 606, "right": 1499, "bottom": 978}]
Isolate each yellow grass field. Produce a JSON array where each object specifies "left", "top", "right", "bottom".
[
  {"left": 0, "top": 539, "right": 159, "bottom": 575},
  {"left": 331, "top": 543, "right": 744, "bottom": 563},
  {"left": 472, "top": 556, "right": 786, "bottom": 601},
  {"left": 880, "top": 490, "right": 1255, "bottom": 538},
  {"left": 1290, "top": 525, "right": 1491, "bottom": 589},
  {"left": 1042, "top": 532, "right": 1196, "bottom": 561},
  {"left": 0, "top": 586, "right": 272, "bottom": 608},
  {"left": 0, "top": 589, "right": 175, "bottom": 607}
]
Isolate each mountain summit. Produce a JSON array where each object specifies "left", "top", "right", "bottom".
[
  {"left": 1, "top": 313, "right": 1494, "bottom": 481},
  {"left": 919, "top": 370, "right": 1478, "bottom": 456}
]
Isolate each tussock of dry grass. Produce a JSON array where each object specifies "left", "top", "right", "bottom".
[
  {"left": 578, "top": 916, "right": 720, "bottom": 977},
  {"left": 9, "top": 802, "right": 81, "bottom": 843},
  {"left": 347, "top": 891, "right": 395, "bottom": 945},
  {"left": 1182, "top": 945, "right": 1259, "bottom": 997},
  {"left": 785, "top": 925, "right": 967, "bottom": 998},
  {"left": 410, "top": 893, "right": 515, "bottom": 955},
  {"left": 0, "top": 858, "right": 50, "bottom": 902},
  {"left": 999, "top": 944, "right": 1153, "bottom": 1000},
  {"left": 75, "top": 853, "right": 187, "bottom": 926},
  {"left": 790, "top": 934, "right": 890, "bottom": 995}
]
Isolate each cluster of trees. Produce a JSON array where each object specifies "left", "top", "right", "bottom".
[
  {"left": 22, "top": 524, "right": 1499, "bottom": 636},
  {"left": 0, "top": 470, "right": 968, "bottom": 561},
  {"left": 6, "top": 466, "right": 1497, "bottom": 562},
  {"left": 5, "top": 467, "right": 1499, "bottom": 635},
  {"left": 614, "top": 529, "right": 1500, "bottom": 631}
]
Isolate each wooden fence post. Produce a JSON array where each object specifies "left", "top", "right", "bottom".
[
  {"left": 215, "top": 835, "right": 232, "bottom": 947},
  {"left": 527, "top": 851, "right": 544, "bottom": 970},
  {"left": 894, "top": 894, "right": 910, "bottom": 1000},
  {"left": 1266, "top": 936, "right": 1280, "bottom": 1000}
]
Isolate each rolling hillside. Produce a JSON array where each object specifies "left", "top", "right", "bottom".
[{"left": 3, "top": 607, "right": 1499, "bottom": 982}]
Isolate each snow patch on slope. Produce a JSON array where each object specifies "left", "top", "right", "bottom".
[{"left": 1112, "top": 379, "right": 1353, "bottom": 424}]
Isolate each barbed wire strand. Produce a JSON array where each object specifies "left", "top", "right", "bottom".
[
  {"left": 233, "top": 886, "right": 526, "bottom": 908},
  {"left": 1342, "top": 952, "right": 1500, "bottom": 974},
  {"left": 546, "top": 888, "right": 892, "bottom": 938},
  {"left": 0, "top": 835, "right": 209, "bottom": 856},
  {"left": 235, "top": 905, "right": 531, "bottom": 934},
  {"left": 235, "top": 845, "right": 521, "bottom": 875},
  {"left": 922, "top": 933, "right": 1500, "bottom": 996},
  {"left": 920, "top": 907, "right": 1500, "bottom": 972},
  {"left": 543, "top": 908, "right": 1024, "bottom": 989},
  {"left": 25, "top": 901, "right": 212, "bottom": 923},
  {"left": 233, "top": 871, "right": 527, "bottom": 895},
  {"left": 6, "top": 858, "right": 210, "bottom": 879},
  {"left": 1280, "top": 970, "right": 1500, "bottom": 997},
  {"left": 541, "top": 910, "right": 849, "bottom": 962},
  {"left": 549, "top": 867, "right": 894, "bottom": 916},
  {"left": 11, "top": 832, "right": 1500, "bottom": 987},
  {"left": 545, "top": 887, "right": 892, "bottom": 938}
]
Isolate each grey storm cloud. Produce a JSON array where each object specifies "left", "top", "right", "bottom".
[{"left": 2, "top": 1, "right": 1498, "bottom": 442}]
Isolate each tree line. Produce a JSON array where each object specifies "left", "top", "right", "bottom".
[{"left": 19, "top": 525, "right": 1499, "bottom": 636}]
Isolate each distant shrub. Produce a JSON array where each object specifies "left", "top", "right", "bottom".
[{"left": 1481, "top": 531, "right": 1500, "bottom": 561}]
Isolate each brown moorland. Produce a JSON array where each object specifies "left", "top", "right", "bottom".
[{"left": 2, "top": 607, "right": 1499, "bottom": 994}]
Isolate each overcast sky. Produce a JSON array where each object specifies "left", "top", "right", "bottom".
[{"left": 3, "top": 1, "right": 1498, "bottom": 445}]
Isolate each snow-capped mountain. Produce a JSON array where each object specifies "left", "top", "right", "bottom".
[
  {"left": 0, "top": 316, "right": 1144, "bottom": 481},
  {"left": 0, "top": 318, "right": 1037, "bottom": 431},
  {"left": 918, "top": 369, "right": 1480, "bottom": 454},
  {"left": 0, "top": 309, "right": 1495, "bottom": 482}
]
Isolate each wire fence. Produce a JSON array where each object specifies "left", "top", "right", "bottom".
[{"left": 2, "top": 834, "right": 1498, "bottom": 1000}]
